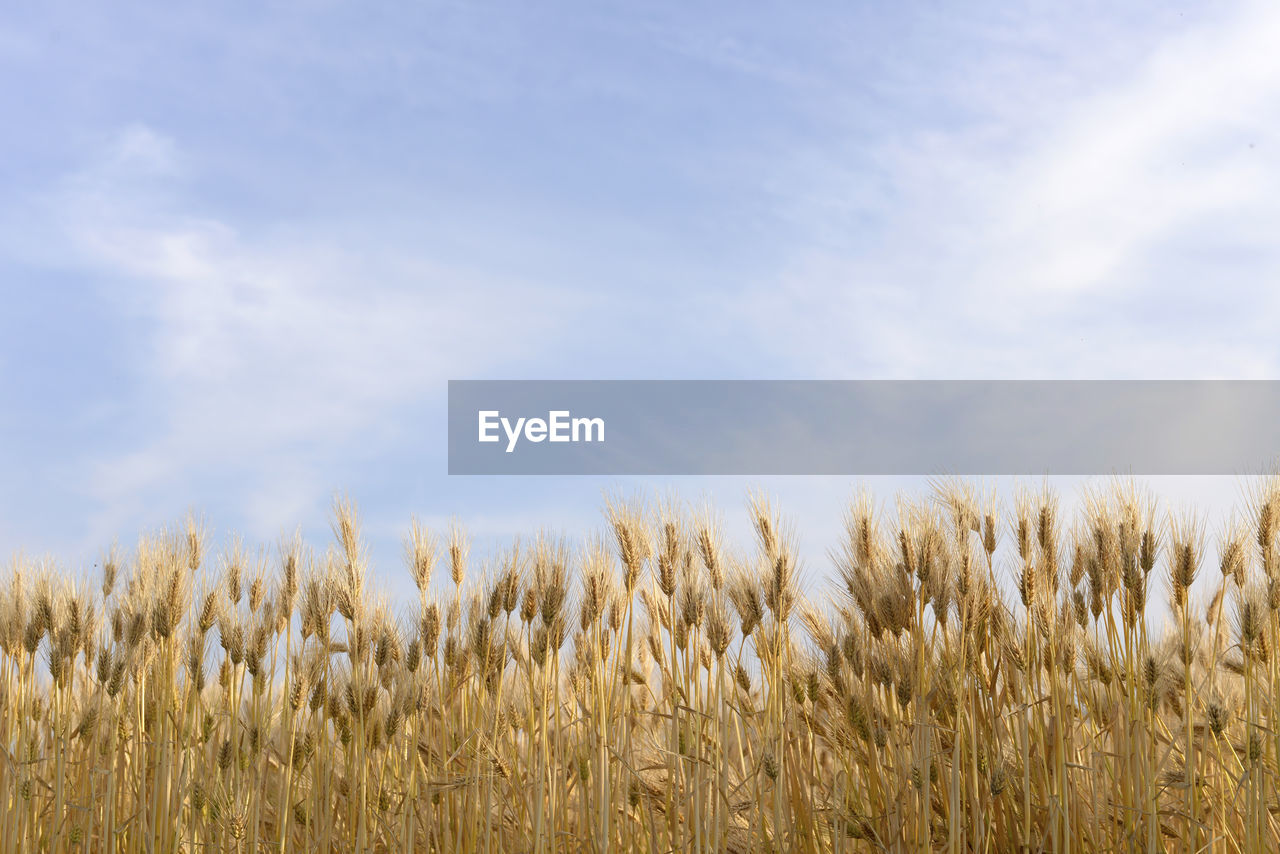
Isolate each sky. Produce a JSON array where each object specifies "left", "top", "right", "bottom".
[{"left": 2, "top": 1, "right": 1279, "bottom": 604}]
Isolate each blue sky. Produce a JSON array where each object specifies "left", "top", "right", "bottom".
[{"left": 2, "top": 1, "right": 1278, "bottom": 599}]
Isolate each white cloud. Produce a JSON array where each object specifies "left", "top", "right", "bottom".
[
  {"left": 741, "top": 0, "right": 1280, "bottom": 380},
  {"left": 52, "top": 126, "right": 576, "bottom": 544},
  {"left": 105, "top": 124, "right": 181, "bottom": 175},
  {"left": 987, "top": 2, "right": 1280, "bottom": 294}
]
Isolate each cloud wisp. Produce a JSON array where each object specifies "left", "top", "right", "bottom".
[
  {"left": 44, "top": 125, "right": 580, "bottom": 546},
  {"left": 737, "top": 1, "right": 1280, "bottom": 380}
]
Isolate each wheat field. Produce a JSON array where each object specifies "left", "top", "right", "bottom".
[{"left": 2, "top": 480, "right": 1280, "bottom": 852}]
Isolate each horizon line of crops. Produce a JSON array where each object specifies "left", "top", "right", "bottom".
[{"left": 2, "top": 477, "right": 1280, "bottom": 852}]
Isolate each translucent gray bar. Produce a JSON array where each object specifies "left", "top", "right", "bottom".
[{"left": 447, "top": 380, "right": 1280, "bottom": 475}]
